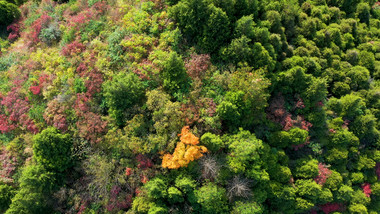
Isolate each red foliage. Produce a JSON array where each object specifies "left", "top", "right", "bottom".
[
  {"left": 0, "top": 115, "right": 13, "bottom": 133},
  {"left": 293, "top": 115, "right": 313, "bottom": 131},
  {"left": 29, "top": 85, "right": 41, "bottom": 95},
  {"left": 75, "top": 93, "right": 91, "bottom": 112},
  {"left": 76, "top": 111, "right": 107, "bottom": 143},
  {"left": 206, "top": 98, "right": 217, "bottom": 117},
  {"left": 76, "top": 63, "right": 88, "bottom": 76},
  {"left": 342, "top": 120, "right": 350, "bottom": 129},
  {"left": 315, "top": 163, "right": 332, "bottom": 186},
  {"left": 316, "top": 101, "right": 324, "bottom": 107},
  {"left": 0, "top": 150, "right": 18, "bottom": 183},
  {"left": 181, "top": 103, "right": 201, "bottom": 126},
  {"left": 140, "top": 175, "right": 149, "bottom": 184},
  {"left": 292, "top": 137, "right": 310, "bottom": 151},
  {"left": 30, "top": 14, "right": 52, "bottom": 45},
  {"left": 362, "top": 183, "right": 371, "bottom": 197},
  {"left": 75, "top": 93, "right": 107, "bottom": 144},
  {"left": 125, "top": 167, "right": 132, "bottom": 176},
  {"left": 185, "top": 54, "right": 211, "bottom": 79},
  {"left": 106, "top": 185, "right": 132, "bottom": 212},
  {"left": 7, "top": 22, "right": 21, "bottom": 42},
  {"left": 92, "top": 1, "right": 108, "bottom": 15},
  {"left": 44, "top": 99, "right": 69, "bottom": 132},
  {"left": 1, "top": 89, "right": 38, "bottom": 133},
  {"left": 135, "top": 188, "right": 141, "bottom": 195},
  {"left": 61, "top": 41, "right": 86, "bottom": 57},
  {"left": 84, "top": 69, "right": 103, "bottom": 96},
  {"left": 320, "top": 203, "right": 344, "bottom": 214},
  {"left": 295, "top": 97, "right": 305, "bottom": 109},
  {"left": 133, "top": 59, "right": 158, "bottom": 80},
  {"left": 267, "top": 94, "right": 313, "bottom": 131},
  {"left": 136, "top": 154, "right": 153, "bottom": 169}
]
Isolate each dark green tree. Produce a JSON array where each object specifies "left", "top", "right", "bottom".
[
  {"left": 103, "top": 72, "right": 146, "bottom": 127},
  {"left": 33, "top": 127, "right": 72, "bottom": 172},
  {"left": 0, "top": 1, "right": 20, "bottom": 26}
]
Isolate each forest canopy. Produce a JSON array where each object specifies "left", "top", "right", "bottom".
[{"left": 0, "top": 0, "right": 379, "bottom": 213}]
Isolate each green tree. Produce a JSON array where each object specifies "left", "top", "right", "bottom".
[
  {"left": 145, "top": 178, "right": 168, "bottom": 200},
  {"left": 0, "top": 184, "right": 15, "bottom": 212},
  {"left": 33, "top": 127, "right": 72, "bottom": 172},
  {"left": 195, "top": 182, "right": 228, "bottom": 214},
  {"left": 0, "top": 1, "right": 20, "bottom": 26},
  {"left": 199, "top": 4, "right": 230, "bottom": 53},
  {"left": 5, "top": 165, "right": 57, "bottom": 214},
  {"left": 160, "top": 51, "right": 190, "bottom": 96},
  {"left": 356, "top": 3, "right": 370, "bottom": 26},
  {"left": 231, "top": 201, "right": 263, "bottom": 214},
  {"left": 103, "top": 72, "right": 145, "bottom": 127}
]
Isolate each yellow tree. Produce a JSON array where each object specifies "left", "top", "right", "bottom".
[{"left": 162, "top": 126, "right": 207, "bottom": 169}]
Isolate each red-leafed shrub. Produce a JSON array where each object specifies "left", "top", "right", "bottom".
[
  {"left": 30, "top": 14, "right": 52, "bottom": 45},
  {"left": 106, "top": 186, "right": 132, "bottom": 212},
  {"left": 181, "top": 102, "right": 201, "bottom": 126},
  {"left": 136, "top": 154, "right": 153, "bottom": 169},
  {"left": 267, "top": 94, "right": 313, "bottom": 131},
  {"left": 295, "top": 97, "right": 305, "bottom": 109},
  {"left": 76, "top": 63, "right": 88, "bottom": 76},
  {"left": 0, "top": 114, "right": 13, "bottom": 133},
  {"left": 84, "top": 69, "right": 103, "bottom": 96},
  {"left": 75, "top": 93, "right": 91, "bottom": 112},
  {"left": 44, "top": 99, "right": 69, "bottom": 132},
  {"left": 0, "top": 150, "right": 18, "bottom": 183},
  {"left": 61, "top": 40, "right": 86, "bottom": 57},
  {"left": 320, "top": 203, "right": 344, "bottom": 214},
  {"left": 315, "top": 163, "right": 332, "bottom": 186},
  {"left": 140, "top": 175, "right": 149, "bottom": 184},
  {"left": 1, "top": 89, "right": 38, "bottom": 133},
  {"left": 29, "top": 85, "right": 41, "bottom": 95},
  {"left": 76, "top": 111, "right": 107, "bottom": 143},
  {"left": 125, "top": 167, "right": 133, "bottom": 176},
  {"left": 185, "top": 53, "right": 211, "bottom": 79},
  {"left": 7, "top": 22, "right": 21, "bottom": 42},
  {"left": 362, "top": 183, "right": 371, "bottom": 197}
]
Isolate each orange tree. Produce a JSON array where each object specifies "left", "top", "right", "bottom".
[{"left": 162, "top": 126, "right": 207, "bottom": 169}]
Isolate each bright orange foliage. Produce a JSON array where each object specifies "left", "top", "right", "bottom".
[{"left": 162, "top": 126, "right": 208, "bottom": 169}]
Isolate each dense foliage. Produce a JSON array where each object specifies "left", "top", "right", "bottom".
[{"left": 0, "top": 0, "right": 379, "bottom": 213}]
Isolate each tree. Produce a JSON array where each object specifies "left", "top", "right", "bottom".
[
  {"left": 356, "top": 3, "right": 370, "bottom": 26},
  {"left": 5, "top": 165, "right": 57, "bottom": 214},
  {"left": 199, "top": 4, "right": 230, "bottom": 53},
  {"left": 162, "top": 126, "right": 207, "bottom": 169},
  {"left": 33, "top": 127, "right": 72, "bottom": 172},
  {"left": 0, "top": 184, "right": 15, "bottom": 212},
  {"left": 169, "top": 0, "right": 209, "bottom": 42},
  {"left": 195, "top": 182, "right": 228, "bottom": 214},
  {"left": 234, "top": 15, "right": 256, "bottom": 39},
  {"left": 145, "top": 178, "right": 168, "bottom": 199},
  {"left": 103, "top": 72, "right": 145, "bottom": 127},
  {"left": 146, "top": 89, "right": 185, "bottom": 138},
  {"left": 226, "top": 129, "right": 269, "bottom": 182},
  {"left": 231, "top": 201, "right": 263, "bottom": 214},
  {"left": 160, "top": 51, "right": 190, "bottom": 96},
  {"left": 293, "top": 158, "right": 319, "bottom": 179},
  {"left": 0, "top": 1, "right": 20, "bottom": 26}
]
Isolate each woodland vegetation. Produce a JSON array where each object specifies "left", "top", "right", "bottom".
[{"left": 0, "top": 0, "right": 380, "bottom": 213}]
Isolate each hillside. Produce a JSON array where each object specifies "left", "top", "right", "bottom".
[{"left": 0, "top": 0, "right": 380, "bottom": 213}]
